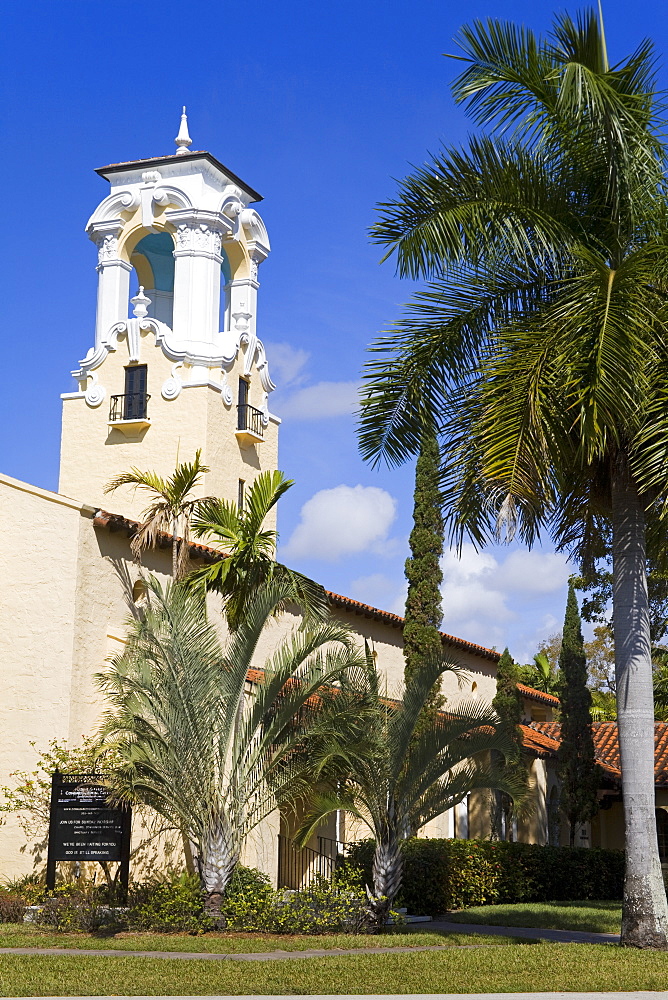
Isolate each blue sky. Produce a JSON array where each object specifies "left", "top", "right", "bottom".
[{"left": 2, "top": 0, "right": 667, "bottom": 661}]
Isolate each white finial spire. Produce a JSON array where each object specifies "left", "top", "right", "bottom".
[
  {"left": 175, "top": 106, "right": 192, "bottom": 155},
  {"left": 131, "top": 287, "right": 151, "bottom": 319}
]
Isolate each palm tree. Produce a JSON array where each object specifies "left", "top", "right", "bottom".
[
  {"left": 532, "top": 653, "right": 554, "bottom": 695},
  {"left": 96, "top": 575, "right": 366, "bottom": 925},
  {"left": 296, "top": 654, "right": 523, "bottom": 927},
  {"left": 105, "top": 450, "right": 211, "bottom": 581},
  {"left": 189, "top": 469, "right": 328, "bottom": 629},
  {"left": 358, "top": 11, "right": 668, "bottom": 947}
]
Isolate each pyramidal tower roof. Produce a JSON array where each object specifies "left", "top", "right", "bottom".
[{"left": 94, "top": 107, "right": 262, "bottom": 203}]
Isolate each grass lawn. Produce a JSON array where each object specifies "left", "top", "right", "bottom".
[
  {"left": 447, "top": 899, "right": 622, "bottom": 934},
  {"left": 0, "top": 922, "right": 519, "bottom": 953},
  {"left": 1, "top": 942, "right": 668, "bottom": 996}
]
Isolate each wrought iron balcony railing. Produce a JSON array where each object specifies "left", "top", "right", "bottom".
[
  {"left": 237, "top": 403, "right": 264, "bottom": 440},
  {"left": 109, "top": 392, "right": 151, "bottom": 422}
]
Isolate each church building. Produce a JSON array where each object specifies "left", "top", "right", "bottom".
[{"left": 0, "top": 114, "right": 553, "bottom": 882}]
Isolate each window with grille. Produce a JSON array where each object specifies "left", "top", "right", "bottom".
[{"left": 123, "top": 365, "right": 148, "bottom": 419}]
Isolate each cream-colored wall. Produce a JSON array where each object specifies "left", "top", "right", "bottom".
[
  {"left": 0, "top": 476, "right": 503, "bottom": 880},
  {"left": 59, "top": 333, "right": 278, "bottom": 529},
  {"left": 0, "top": 476, "right": 93, "bottom": 876}
]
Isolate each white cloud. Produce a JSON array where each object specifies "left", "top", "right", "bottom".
[
  {"left": 349, "top": 573, "right": 406, "bottom": 611},
  {"left": 494, "top": 550, "right": 570, "bottom": 594},
  {"left": 282, "top": 484, "right": 397, "bottom": 561},
  {"left": 265, "top": 341, "right": 310, "bottom": 388},
  {"left": 437, "top": 544, "right": 572, "bottom": 656},
  {"left": 277, "top": 380, "right": 359, "bottom": 420}
]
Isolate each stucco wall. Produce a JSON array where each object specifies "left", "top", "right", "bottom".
[
  {"left": 0, "top": 476, "right": 92, "bottom": 876},
  {"left": 59, "top": 332, "right": 279, "bottom": 530},
  {"left": 0, "top": 476, "right": 502, "bottom": 881}
]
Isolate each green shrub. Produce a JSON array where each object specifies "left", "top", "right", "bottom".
[
  {"left": 35, "top": 884, "right": 124, "bottom": 933},
  {"left": 128, "top": 873, "right": 210, "bottom": 934},
  {"left": 1, "top": 873, "right": 45, "bottom": 906},
  {"left": 221, "top": 868, "right": 370, "bottom": 934},
  {"left": 344, "top": 839, "right": 624, "bottom": 915},
  {"left": 0, "top": 890, "right": 26, "bottom": 923}
]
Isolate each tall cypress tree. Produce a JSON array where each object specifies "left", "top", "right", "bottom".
[
  {"left": 403, "top": 432, "right": 445, "bottom": 712},
  {"left": 492, "top": 648, "right": 524, "bottom": 839},
  {"left": 557, "top": 581, "right": 600, "bottom": 846}
]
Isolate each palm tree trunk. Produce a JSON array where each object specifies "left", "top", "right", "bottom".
[
  {"left": 367, "top": 833, "right": 403, "bottom": 930},
  {"left": 198, "top": 818, "right": 240, "bottom": 929},
  {"left": 611, "top": 455, "right": 668, "bottom": 949}
]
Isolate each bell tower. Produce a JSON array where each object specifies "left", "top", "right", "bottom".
[{"left": 58, "top": 110, "right": 279, "bottom": 522}]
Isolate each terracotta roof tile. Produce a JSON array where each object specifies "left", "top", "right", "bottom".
[
  {"left": 326, "top": 590, "right": 500, "bottom": 661},
  {"left": 520, "top": 724, "right": 561, "bottom": 757},
  {"left": 517, "top": 683, "right": 560, "bottom": 707},
  {"left": 529, "top": 721, "right": 668, "bottom": 784}
]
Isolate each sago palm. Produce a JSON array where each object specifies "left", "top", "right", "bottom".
[
  {"left": 96, "top": 575, "right": 367, "bottom": 924},
  {"left": 359, "top": 10, "right": 668, "bottom": 947},
  {"left": 296, "top": 655, "right": 524, "bottom": 926},
  {"left": 190, "top": 469, "right": 328, "bottom": 629},
  {"left": 105, "top": 450, "right": 211, "bottom": 580}
]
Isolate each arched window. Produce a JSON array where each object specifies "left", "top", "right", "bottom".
[{"left": 130, "top": 232, "right": 175, "bottom": 326}]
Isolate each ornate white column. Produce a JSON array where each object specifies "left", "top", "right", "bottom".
[
  {"left": 90, "top": 220, "right": 132, "bottom": 348},
  {"left": 167, "top": 209, "right": 233, "bottom": 345}
]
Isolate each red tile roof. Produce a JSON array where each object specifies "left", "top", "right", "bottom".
[
  {"left": 93, "top": 510, "right": 500, "bottom": 662},
  {"left": 326, "top": 591, "right": 499, "bottom": 661},
  {"left": 520, "top": 724, "right": 561, "bottom": 757},
  {"left": 517, "top": 683, "right": 560, "bottom": 707},
  {"left": 528, "top": 721, "right": 668, "bottom": 785}
]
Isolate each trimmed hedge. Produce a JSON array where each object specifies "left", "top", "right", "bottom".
[{"left": 344, "top": 838, "right": 624, "bottom": 915}]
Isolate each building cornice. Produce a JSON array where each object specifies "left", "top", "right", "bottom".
[
  {"left": 0, "top": 473, "right": 96, "bottom": 515},
  {"left": 95, "top": 151, "right": 263, "bottom": 204}
]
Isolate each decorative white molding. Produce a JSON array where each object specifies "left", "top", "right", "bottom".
[
  {"left": 174, "top": 223, "right": 223, "bottom": 258},
  {"left": 220, "top": 369, "right": 233, "bottom": 406},
  {"left": 76, "top": 150, "right": 276, "bottom": 400},
  {"left": 161, "top": 362, "right": 184, "bottom": 400},
  {"left": 84, "top": 372, "right": 105, "bottom": 408},
  {"left": 86, "top": 190, "right": 140, "bottom": 231},
  {"left": 241, "top": 208, "right": 270, "bottom": 285},
  {"left": 152, "top": 184, "right": 192, "bottom": 210}
]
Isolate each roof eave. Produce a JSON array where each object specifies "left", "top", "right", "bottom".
[{"left": 95, "top": 151, "right": 263, "bottom": 203}]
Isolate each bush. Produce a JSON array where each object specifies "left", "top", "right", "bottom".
[
  {"left": 35, "top": 883, "right": 124, "bottom": 933},
  {"left": 221, "top": 868, "right": 369, "bottom": 934},
  {"left": 344, "top": 839, "right": 625, "bottom": 915},
  {"left": 128, "top": 873, "right": 210, "bottom": 934},
  {"left": 0, "top": 873, "right": 45, "bottom": 906},
  {"left": 9, "top": 864, "right": 373, "bottom": 935},
  {"left": 126, "top": 867, "right": 279, "bottom": 935},
  {"left": 0, "top": 890, "right": 26, "bottom": 923}
]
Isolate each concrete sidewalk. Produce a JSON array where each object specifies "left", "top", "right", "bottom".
[
  {"left": 431, "top": 919, "right": 620, "bottom": 945},
  {"left": 0, "top": 942, "right": 486, "bottom": 962}
]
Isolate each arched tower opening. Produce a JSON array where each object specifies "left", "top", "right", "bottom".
[{"left": 130, "top": 232, "right": 175, "bottom": 326}]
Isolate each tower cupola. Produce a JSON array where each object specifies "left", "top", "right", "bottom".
[{"left": 58, "top": 112, "right": 279, "bottom": 520}]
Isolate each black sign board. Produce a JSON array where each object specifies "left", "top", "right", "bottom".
[{"left": 46, "top": 772, "right": 131, "bottom": 892}]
